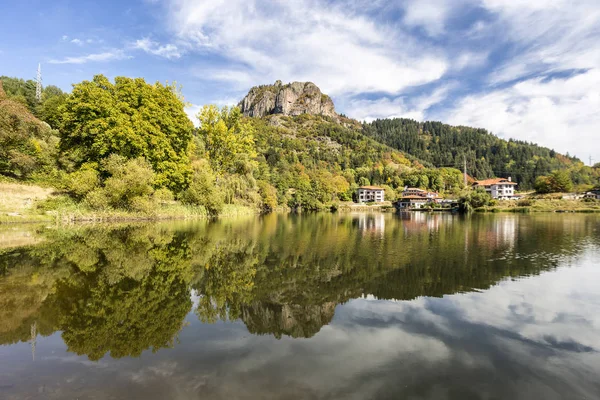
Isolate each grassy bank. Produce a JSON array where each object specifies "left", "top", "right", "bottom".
[
  {"left": 0, "top": 182, "right": 257, "bottom": 224},
  {"left": 475, "top": 198, "right": 600, "bottom": 213}
]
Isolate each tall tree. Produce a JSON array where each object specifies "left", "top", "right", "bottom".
[
  {"left": 59, "top": 75, "right": 194, "bottom": 192},
  {"left": 197, "top": 105, "right": 256, "bottom": 174}
]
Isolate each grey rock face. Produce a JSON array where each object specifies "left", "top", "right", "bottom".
[{"left": 239, "top": 80, "right": 337, "bottom": 118}]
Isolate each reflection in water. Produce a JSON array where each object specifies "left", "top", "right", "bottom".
[{"left": 0, "top": 213, "right": 599, "bottom": 399}]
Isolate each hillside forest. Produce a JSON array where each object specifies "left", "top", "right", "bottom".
[{"left": 1, "top": 74, "right": 599, "bottom": 216}]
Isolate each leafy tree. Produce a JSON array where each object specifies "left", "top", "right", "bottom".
[
  {"left": 197, "top": 105, "right": 256, "bottom": 174},
  {"left": 35, "top": 86, "right": 67, "bottom": 129},
  {"left": 180, "top": 159, "right": 224, "bottom": 216},
  {"left": 535, "top": 170, "right": 573, "bottom": 193},
  {"left": 0, "top": 82, "right": 59, "bottom": 178},
  {"left": 257, "top": 180, "right": 278, "bottom": 211},
  {"left": 459, "top": 188, "right": 492, "bottom": 212},
  {"left": 59, "top": 75, "right": 193, "bottom": 192},
  {"left": 84, "top": 155, "right": 156, "bottom": 211}
]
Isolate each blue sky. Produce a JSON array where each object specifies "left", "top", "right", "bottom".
[{"left": 1, "top": 0, "right": 599, "bottom": 163}]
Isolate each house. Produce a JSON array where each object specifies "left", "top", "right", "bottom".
[
  {"left": 402, "top": 188, "right": 439, "bottom": 199},
  {"left": 395, "top": 188, "right": 442, "bottom": 210},
  {"left": 396, "top": 195, "right": 433, "bottom": 209},
  {"left": 562, "top": 193, "right": 585, "bottom": 200},
  {"left": 472, "top": 177, "right": 518, "bottom": 200},
  {"left": 584, "top": 190, "right": 600, "bottom": 200},
  {"left": 356, "top": 186, "right": 385, "bottom": 203}
]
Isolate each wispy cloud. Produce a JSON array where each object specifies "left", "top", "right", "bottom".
[
  {"left": 48, "top": 50, "right": 131, "bottom": 64},
  {"left": 133, "top": 38, "right": 183, "bottom": 59},
  {"left": 445, "top": 70, "right": 600, "bottom": 159},
  {"left": 342, "top": 83, "right": 455, "bottom": 122},
  {"left": 166, "top": 0, "right": 448, "bottom": 96}
]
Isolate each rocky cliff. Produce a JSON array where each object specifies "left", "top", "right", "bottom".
[{"left": 238, "top": 80, "right": 337, "bottom": 119}]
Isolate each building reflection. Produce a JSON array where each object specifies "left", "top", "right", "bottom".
[{"left": 355, "top": 213, "right": 386, "bottom": 236}]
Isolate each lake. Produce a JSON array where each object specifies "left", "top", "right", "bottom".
[{"left": 1, "top": 213, "right": 599, "bottom": 399}]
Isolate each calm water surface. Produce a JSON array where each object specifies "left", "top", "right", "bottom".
[{"left": 1, "top": 213, "right": 599, "bottom": 400}]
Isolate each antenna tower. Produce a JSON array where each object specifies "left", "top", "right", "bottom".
[{"left": 35, "top": 63, "right": 42, "bottom": 102}]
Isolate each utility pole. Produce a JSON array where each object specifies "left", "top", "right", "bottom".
[
  {"left": 463, "top": 155, "right": 467, "bottom": 187},
  {"left": 35, "top": 63, "right": 42, "bottom": 102},
  {"left": 590, "top": 156, "right": 594, "bottom": 167}
]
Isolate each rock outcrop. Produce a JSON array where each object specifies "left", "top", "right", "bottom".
[
  {"left": 238, "top": 80, "right": 337, "bottom": 119},
  {"left": 241, "top": 301, "right": 336, "bottom": 339}
]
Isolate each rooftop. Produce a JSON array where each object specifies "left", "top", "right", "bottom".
[
  {"left": 359, "top": 186, "right": 384, "bottom": 190},
  {"left": 400, "top": 195, "right": 431, "bottom": 200},
  {"left": 473, "top": 178, "right": 517, "bottom": 186}
]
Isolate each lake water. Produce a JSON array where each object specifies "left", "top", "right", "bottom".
[{"left": 1, "top": 213, "right": 599, "bottom": 399}]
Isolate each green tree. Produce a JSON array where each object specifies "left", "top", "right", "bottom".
[
  {"left": 549, "top": 170, "right": 573, "bottom": 193},
  {"left": 35, "top": 86, "right": 67, "bottom": 129},
  {"left": 459, "top": 188, "right": 492, "bottom": 212},
  {"left": 197, "top": 105, "right": 257, "bottom": 174},
  {"left": 535, "top": 170, "right": 574, "bottom": 193},
  {"left": 59, "top": 75, "right": 193, "bottom": 192},
  {"left": 180, "top": 159, "right": 224, "bottom": 216},
  {"left": 0, "top": 83, "right": 59, "bottom": 179}
]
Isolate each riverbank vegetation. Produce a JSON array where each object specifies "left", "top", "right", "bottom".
[{"left": 2, "top": 73, "right": 599, "bottom": 221}]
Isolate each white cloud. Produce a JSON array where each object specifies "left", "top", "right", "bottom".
[
  {"left": 184, "top": 104, "right": 201, "bottom": 126},
  {"left": 133, "top": 38, "right": 183, "bottom": 59},
  {"left": 165, "top": 0, "right": 448, "bottom": 96},
  {"left": 343, "top": 83, "right": 454, "bottom": 122},
  {"left": 48, "top": 50, "right": 131, "bottom": 64},
  {"left": 453, "top": 51, "right": 489, "bottom": 71},
  {"left": 445, "top": 69, "right": 600, "bottom": 160},
  {"left": 402, "top": 0, "right": 454, "bottom": 37},
  {"left": 481, "top": 0, "right": 600, "bottom": 84},
  {"left": 70, "top": 38, "right": 83, "bottom": 46}
]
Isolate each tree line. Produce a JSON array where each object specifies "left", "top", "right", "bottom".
[
  {"left": 2, "top": 74, "right": 598, "bottom": 217},
  {"left": 362, "top": 118, "right": 600, "bottom": 191}
]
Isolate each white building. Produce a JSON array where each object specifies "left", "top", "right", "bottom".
[
  {"left": 402, "top": 188, "right": 439, "bottom": 199},
  {"left": 584, "top": 190, "right": 600, "bottom": 200},
  {"left": 472, "top": 177, "right": 518, "bottom": 200},
  {"left": 357, "top": 186, "right": 385, "bottom": 203}
]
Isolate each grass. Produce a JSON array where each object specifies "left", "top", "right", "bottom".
[
  {"left": 0, "top": 182, "right": 55, "bottom": 222},
  {"left": 476, "top": 198, "right": 600, "bottom": 213},
  {"left": 0, "top": 181, "right": 258, "bottom": 224}
]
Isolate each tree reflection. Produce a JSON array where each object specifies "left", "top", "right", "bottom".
[{"left": 0, "top": 213, "right": 598, "bottom": 356}]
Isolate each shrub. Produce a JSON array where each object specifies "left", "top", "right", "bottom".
[
  {"left": 180, "top": 160, "right": 224, "bottom": 217},
  {"left": 517, "top": 198, "right": 535, "bottom": 207},
  {"left": 65, "top": 166, "right": 100, "bottom": 199},
  {"left": 257, "top": 180, "right": 278, "bottom": 212}
]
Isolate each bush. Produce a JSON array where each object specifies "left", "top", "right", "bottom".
[
  {"left": 82, "top": 155, "right": 156, "bottom": 211},
  {"left": 65, "top": 166, "right": 99, "bottom": 199},
  {"left": 458, "top": 188, "right": 493, "bottom": 213},
  {"left": 517, "top": 198, "right": 535, "bottom": 207},
  {"left": 101, "top": 155, "right": 155, "bottom": 209},
  {"left": 180, "top": 160, "right": 224, "bottom": 217},
  {"left": 257, "top": 180, "right": 278, "bottom": 212}
]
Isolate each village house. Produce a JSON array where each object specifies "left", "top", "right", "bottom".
[
  {"left": 395, "top": 188, "right": 441, "bottom": 209},
  {"left": 356, "top": 186, "right": 385, "bottom": 203},
  {"left": 396, "top": 195, "right": 432, "bottom": 209},
  {"left": 472, "top": 177, "right": 518, "bottom": 200},
  {"left": 402, "top": 188, "right": 440, "bottom": 199},
  {"left": 584, "top": 190, "right": 600, "bottom": 200}
]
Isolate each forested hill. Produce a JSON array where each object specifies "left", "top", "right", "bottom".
[{"left": 362, "top": 118, "right": 585, "bottom": 190}]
